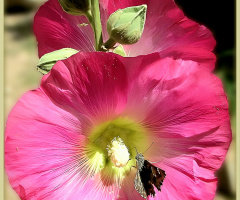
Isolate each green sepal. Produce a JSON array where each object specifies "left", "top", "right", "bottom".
[
  {"left": 37, "top": 48, "right": 79, "bottom": 75},
  {"left": 107, "top": 5, "right": 147, "bottom": 45},
  {"left": 113, "top": 45, "right": 126, "bottom": 57}
]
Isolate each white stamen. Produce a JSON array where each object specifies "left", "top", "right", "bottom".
[{"left": 107, "top": 137, "right": 130, "bottom": 167}]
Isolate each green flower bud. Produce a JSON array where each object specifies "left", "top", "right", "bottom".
[
  {"left": 107, "top": 5, "right": 147, "bottom": 45},
  {"left": 37, "top": 48, "right": 79, "bottom": 74},
  {"left": 58, "top": 0, "right": 91, "bottom": 15}
]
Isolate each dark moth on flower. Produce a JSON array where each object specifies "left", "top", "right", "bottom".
[{"left": 134, "top": 153, "right": 166, "bottom": 199}]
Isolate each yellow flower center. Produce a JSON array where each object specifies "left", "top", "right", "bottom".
[{"left": 85, "top": 116, "right": 152, "bottom": 186}]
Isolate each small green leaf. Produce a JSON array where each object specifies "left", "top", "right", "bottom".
[
  {"left": 37, "top": 48, "right": 79, "bottom": 75},
  {"left": 113, "top": 45, "right": 126, "bottom": 57},
  {"left": 107, "top": 5, "right": 147, "bottom": 45}
]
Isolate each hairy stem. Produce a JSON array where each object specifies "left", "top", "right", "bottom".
[{"left": 90, "top": 0, "right": 103, "bottom": 51}]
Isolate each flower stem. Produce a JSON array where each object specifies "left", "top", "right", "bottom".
[
  {"left": 90, "top": 0, "right": 103, "bottom": 51},
  {"left": 85, "top": 10, "right": 93, "bottom": 24},
  {"left": 103, "top": 38, "right": 117, "bottom": 50}
]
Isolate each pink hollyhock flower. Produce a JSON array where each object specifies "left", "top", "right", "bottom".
[
  {"left": 5, "top": 52, "right": 231, "bottom": 199},
  {"left": 34, "top": 0, "right": 216, "bottom": 70}
]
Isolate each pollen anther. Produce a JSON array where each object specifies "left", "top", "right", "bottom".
[{"left": 107, "top": 137, "right": 130, "bottom": 167}]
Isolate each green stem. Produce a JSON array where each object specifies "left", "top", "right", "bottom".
[
  {"left": 103, "top": 38, "right": 116, "bottom": 50},
  {"left": 85, "top": 10, "right": 93, "bottom": 24},
  {"left": 90, "top": 0, "right": 103, "bottom": 51}
]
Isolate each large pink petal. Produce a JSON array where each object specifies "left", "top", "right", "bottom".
[
  {"left": 34, "top": 0, "right": 95, "bottom": 58},
  {"left": 41, "top": 52, "right": 129, "bottom": 124},
  {"left": 5, "top": 90, "right": 93, "bottom": 199},
  {"left": 124, "top": 57, "right": 229, "bottom": 138}
]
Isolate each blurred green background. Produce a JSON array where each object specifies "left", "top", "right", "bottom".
[{"left": 4, "top": 0, "right": 236, "bottom": 199}]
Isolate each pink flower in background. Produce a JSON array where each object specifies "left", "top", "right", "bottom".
[
  {"left": 5, "top": 52, "right": 231, "bottom": 199},
  {"left": 34, "top": 0, "right": 216, "bottom": 70}
]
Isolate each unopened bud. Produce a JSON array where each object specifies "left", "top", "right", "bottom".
[
  {"left": 107, "top": 5, "right": 147, "bottom": 45},
  {"left": 58, "top": 0, "right": 91, "bottom": 15}
]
